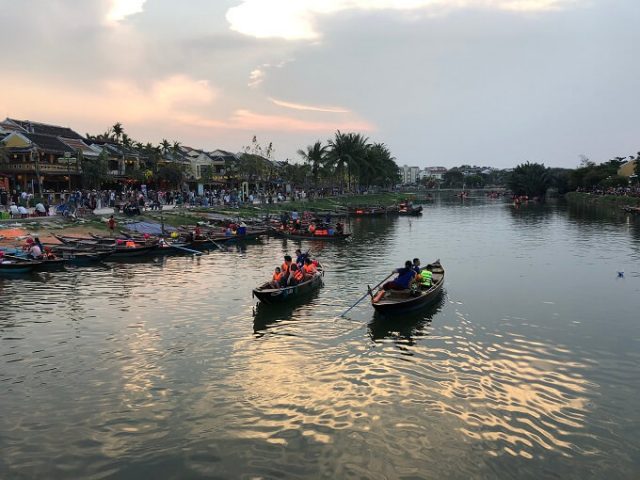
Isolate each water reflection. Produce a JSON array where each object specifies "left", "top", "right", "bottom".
[
  {"left": 252, "top": 289, "right": 323, "bottom": 334},
  {"left": 368, "top": 293, "right": 446, "bottom": 344}
]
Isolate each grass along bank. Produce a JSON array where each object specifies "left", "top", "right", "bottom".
[{"left": 565, "top": 192, "right": 640, "bottom": 210}]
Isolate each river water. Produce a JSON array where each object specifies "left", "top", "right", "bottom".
[{"left": 1, "top": 196, "right": 639, "bottom": 479}]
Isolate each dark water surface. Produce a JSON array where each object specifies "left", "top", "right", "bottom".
[{"left": 1, "top": 197, "right": 639, "bottom": 479}]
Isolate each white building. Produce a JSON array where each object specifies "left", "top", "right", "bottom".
[
  {"left": 421, "top": 166, "right": 448, "bottom": 181},
  {"left": 400, "top": 164, "right": 421, "bottom": 184}
]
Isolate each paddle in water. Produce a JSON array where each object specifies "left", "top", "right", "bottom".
[{"left": 339, "top": 271, "right": 394, "bottom": 317}]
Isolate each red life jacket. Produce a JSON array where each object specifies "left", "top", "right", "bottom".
[{"left": 293, "top": 269, "right": 304, "bottom": 282}]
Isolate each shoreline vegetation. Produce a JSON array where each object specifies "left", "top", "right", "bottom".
[{"left": 565, "top": 192, "right": 640, "bottom": 210}]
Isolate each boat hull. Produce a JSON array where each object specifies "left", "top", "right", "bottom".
[
  {"left": 274, "top": 231, "right": 351, "bottom": 241},
  {"left": 253, "top": 272, "right": 324, "bottom": 304}
]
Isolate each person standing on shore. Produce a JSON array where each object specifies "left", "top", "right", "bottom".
[{"left": 107, "top": 215, "right": 116, "bottom": 237}]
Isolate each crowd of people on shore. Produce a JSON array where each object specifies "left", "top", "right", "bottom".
[
  {"left": 0, "top": 185, "right": 328, "bottom": 218},
  {"left": 575, "top": 186, "right": 640, "bottom": 197}
]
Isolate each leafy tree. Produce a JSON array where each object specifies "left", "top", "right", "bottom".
[
  {"left": 508, "top": 162, "right": 551, "bottom": 198},
  {"left": 81, "top": 151, "right": 111, "bottom": 189},
  {"left": 326, "top": 130, "right": 369, "bottom": 191},
  {"left": 442, "top": 169, "right": 464, "bottom": 188},
  {"left": 160, "top": 139, "right": 171, "bottom": 155},
  {"left": 156, "top": 163, "right": 185, "bottom": 189},
  {"left": 297, "top": 141, "right": 327, "bottom": 184}
]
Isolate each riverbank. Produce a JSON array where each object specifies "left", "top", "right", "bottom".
[
  {"left": 0, "top": 192, "right": 409, "bottom": 245},
  {"left": 565, "top": 192, "right": 640, "bottom": 211}
]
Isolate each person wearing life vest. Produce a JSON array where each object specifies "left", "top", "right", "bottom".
[
  {"left": 270, "top": 267, "right": 284, "bottom": 288},
  {"left": 308, "top": 223, "right": 316, "bottom": 235},
  {"left": 281, "top": 255, "right": 293, "bottom": 281},
  {"left": 288, "top": 264, "right": 304, "bottom": 285},
  {"left": 419, "top": 268, "right": 433, "bottom": 288},
  {"left": 302, "top": 258, "right": 317, "bottom": 278}
]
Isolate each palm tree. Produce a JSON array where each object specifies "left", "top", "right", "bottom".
[
  {"left": 326, "top": 131, "right": 370, "bottom": 191},
  {"left": 112, "top": 122, "right": 124, "bottom": 144},
  {"left": 297, "top": 141, "right": 327, "bottom": 184},
  {"left": 159, "top": 139, "right": 171, "bottom": 155}
]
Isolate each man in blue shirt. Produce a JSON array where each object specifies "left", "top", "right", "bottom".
[{"left": 383, "top": 260, "right": 417, "bottom": 290}]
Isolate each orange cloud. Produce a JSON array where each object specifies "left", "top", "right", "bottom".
[
  {"left": 0, "top": 73, "right": 373, "bottom": 137},
  {"left": 269, "top": 97, "right": 350, "bottom": 113}
]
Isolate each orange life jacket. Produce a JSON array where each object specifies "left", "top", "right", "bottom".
[
  {"left": 303, "top": 264, "right": 317, "bottom": 275},
  {"left": 293, "top": 269, "right": 304, "bottom": 282},
  {"left": 125, "top": 241, "right": 136, "bottom": 248},
  {"left": 281, "top": 262, "right": 290, "bottom": 274},
  {"left": 272, "top": 272, "right": 282, "bottom": 283}
]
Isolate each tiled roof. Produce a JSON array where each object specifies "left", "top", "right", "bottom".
[
  {"left": 7, "top": 118, "right": 84, "bottom": 140},
  {"left": 23, "top": 133, "right": 76, "bottom": 153},
  {"left": 60, "top": 137, "right": 99, "bottom": 157}
]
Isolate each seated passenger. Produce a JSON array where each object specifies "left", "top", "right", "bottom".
[
  {"left": 295, "top": 249, "right": 308, "bottom": 267},
  {"left": 412, "top": 258, "right": 422, "bottom": 274},
  {"left": 302, "top": 258, "right": 317, "bottom": 278},
  {"left": 419, "top": 268, "right": 433, "bottom": 288},
  {"left": 270, "top": 267, "right": 284, "bottom": 288},
  {"left": 287, "top": 264, "right": 304, "bottom": 285}
]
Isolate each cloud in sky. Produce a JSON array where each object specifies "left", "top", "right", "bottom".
[
  {"left": 269, "top": 98, "right": 350, "bottom": 113},
  {"left": 226, "top": 0, "right": 581, "bottom": 40},
  {"left": 106, "top": 0, "right": 147, "bottom": 23},
  {"left": 1, "top": 0, "right": 639, "bottom": 167}
]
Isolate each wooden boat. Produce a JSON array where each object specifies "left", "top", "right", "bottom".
[
  {"left": 252, "top": 268, "right": 324, "bottom": 304},
  {"left": 58, "top": 250, "right": 113, "bottom": 264},
  {"left": 370, "top": 260, "right": 445, "bottom": 316},
  {"left": 622, "top": 205, "right": 640, "bottom": 214},
  {"left": 54, "top": 234, "right": 158, "bottom": 258},
  {"left": 0, "top": 258, "right": 42, "bottom": 274},
  {"left": 397, "top": 204, "right": 423, "bottom": 216},
  {"left": 273, "top": 230, "right": 351, "bottom": 241},
  {"left": 209, "top": 228, "right": 270, "bottom": 243},
  {"left": 31, "top": 258, "right": 67, "bottom": 271},
  {"left": 348, "top": 206, "right": 388, "bottom": 216}
]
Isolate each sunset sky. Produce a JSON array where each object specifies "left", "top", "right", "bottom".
[{"left": 1, "top": 0, "right": 638, "bottom": 168}]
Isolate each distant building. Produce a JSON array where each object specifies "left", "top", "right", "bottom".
[
  {"left": 0, "top": 117, "right": 92, "bottom": 192},
  {"left": 618, "top": 159, "right": 637, "bottom": 178},
  {"left": 400, "top": 164, "right": 420, "bottom": 184},
  {"left": 421, "top": 166, "right": 448, "bottom": 181}
]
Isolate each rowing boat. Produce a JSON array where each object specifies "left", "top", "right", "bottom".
[
  {"left": 0, "top": 258, "right": 42, "bottom": 274},
  {"left": 273, "top": 230, "right": 351, "bottom": 241},
  {"left": 252, "top": 268, "right": 324, "bottom": 304},
  {"left": 370, "top": 260, "right": 445, "bottom": 316}
]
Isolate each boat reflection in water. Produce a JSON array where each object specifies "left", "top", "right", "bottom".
[
  {"left": 252, "top": 289, "right": 322, "bottom": 334},
  {"left": 368, "top": 292, "right": 446, "bottom": 344}
]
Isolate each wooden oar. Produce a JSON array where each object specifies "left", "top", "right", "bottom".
[
  {"left": 339, "top": 271, "right": 395, "bottom": 317},
  {"left": 169, "top": 244, "right": 202, "bottom": 255}
]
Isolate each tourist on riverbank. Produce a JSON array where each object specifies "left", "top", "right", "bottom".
[{"left": 108, "top": 215, "right": 116, "bottom": 236}]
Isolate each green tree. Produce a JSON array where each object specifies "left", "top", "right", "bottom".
[
  {"left": 156, "top": 163, "right": 185, "bottom": 189},
  {"left": 81, "top": 151, "right": 111, "bottom": 189},
  {"left": 442, "top": 169, "right": 464, "bottom": 188},
  {"left": 508, "top": 162, "right": 551, "bottom": 198},
  {"left": 297, "top": 141, "right": 327, "bottom": 184},
  {"left": 112, "top": 122, "right": 123, "bottom": 144},
  {"left": 326, "top": 131, "right": 369, "bottom": 191}
]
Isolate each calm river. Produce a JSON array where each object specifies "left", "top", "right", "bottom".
[{"left": 1, "top": 196, "right": 639, "bottom": 479}]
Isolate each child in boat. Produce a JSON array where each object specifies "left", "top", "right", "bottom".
[{"left": 270, "top": 267, "right": 284, "bottom": 288}]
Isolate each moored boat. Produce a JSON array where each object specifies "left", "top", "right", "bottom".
[
  {"left": 0, "top": 258, "right": 42, "bottom": 274},
  {"left": 370, "top": 260, "right": 445, "bottom": 316},
  {"left": 273, "top": 229, "right": 351, "bottom": 241},
  {"left": 252, "top": 267, "right": 324, "bottom": 304}
]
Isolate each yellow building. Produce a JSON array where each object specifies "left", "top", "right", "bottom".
[{"left": 618, "top": 159, "right": 637, "bottom": 177}]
